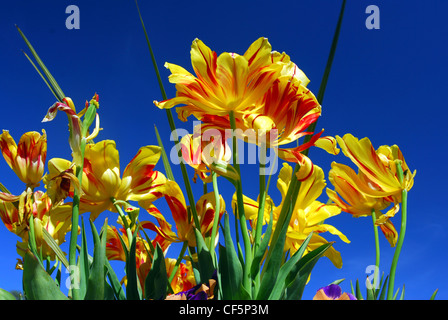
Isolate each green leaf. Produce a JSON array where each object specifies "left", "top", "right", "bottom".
[
  {"left": 105, "top": 260, "right": 126, "bottom": 300},
  {"left": 256, "top": 203, "right": 292, "bottom": 300},
  {"left": 250, "top": 208, "right": 273, "bottom": 278},
  {"left": 374, "top": 272, "right": 385, "bottom": 300},
  {"left": 330, "top": 278, "right": 345, "bottom": 286},
  {"left": 42, "top": 228, "right": 69, "bottom": 270},
  {"left": 154, "top": 125, "right": 175, "bottom": 181},
  {"left": 366, "top": 277, "right": 375, "bottom": 300},
  {"left": 77, "top": 218, "right": 90, "bottom": 299},
  {"left": 81, "top": 103, "right": 97, "bottom": 137},
  {"left": 22, "top": 250, "right": 68, "bottom": 300},
  {"left": 84, "top": 219, "right": 108, "bottom": 300},
  {"left": 430, "top": 288, "right": 439, "bottom": 300},
  {"left": 27, "top": 215, "right": 41, "bottom": 265},
  {"left": 218, "top": 213, "right": 244, "bottom": 300},
  {"left": 145, "top": 243, "right": 169, "bottom": 300},
  {"left": 0, "top": 288, "right": 18, "bottom": 300},
  {"left": 126, "top": 227, "right": 142, "bottom": 300},
  {"left": 0, "top": 182, "right": 12, "bottom": 194},
  {"left": 210, "top": 161, "right": 240, "bottom": 186},
  {"left": 399, "top": 285, "right": 405, "bottom": 300},
  {"left": 393, "top": 288, "right": 400, "bottom": 300},
  {"left": 284, "top": 242, "right": 334, "bottom": 300},
  {"left": 194, "top": 228, "right": 215, "bottom": 284},
  {"left": 355, "top": 279, "right": 364, "bottom": 300},
  {"left": 104, "top": 277, "right": 116, "bottom": 300},
  {"left": 302, "top": 0, "right": 346, "bottom": 150},
  {"left": 268, "top": 232, "right": 313, "bottom": 300},
  {"left": 378, "top": 276, "right": 389, "bottom": 300},
  {"left": 16, "top": 25, "right": 65, "bottom": 101}
]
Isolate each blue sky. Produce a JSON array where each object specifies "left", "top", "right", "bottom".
[{"left": 0, "top": 0, "right": 447, "bottom": 300}]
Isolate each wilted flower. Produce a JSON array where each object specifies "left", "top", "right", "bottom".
[{"left": 0, "top": 189, "right": 72, "bottom": 262}]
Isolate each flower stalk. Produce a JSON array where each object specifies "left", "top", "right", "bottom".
[
  {"left": 371, "top": 208, "right": 380, "bottom": 291},
  {"left": 229, "top": 111, "right": 252, "bottom": 294},
  {"left": 387, "top": 161, "right": 408, "bottom": 300}
]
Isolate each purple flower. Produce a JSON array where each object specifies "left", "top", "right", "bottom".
[{"left": 313, "top": 284, "right": 357, "bottom": 300}]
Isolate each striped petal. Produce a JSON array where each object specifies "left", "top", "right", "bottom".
[{"left": 0, "top": 130, "right": 47, "bottom": 187}]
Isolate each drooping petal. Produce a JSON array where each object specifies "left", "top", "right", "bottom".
[
  {"left": 379, "top": 217, "right": 398, "bottom": 247},
  {"left": 327, "top": 162, "right": 392, "bottom": 216},
  {"left": 43, "top": 100, "right": 82, "bottom": 166},
  {"left": 336, "top": 134, "right": 403, "bottom": 196},
  {"left": 314, "top": 136, "right": 340, "bottom": 155},
  {"left": 143, "top": 205, "right": 181, "bottom": 243}
]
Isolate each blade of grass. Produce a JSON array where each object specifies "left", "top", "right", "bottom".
[
  {"left": 302, "top": 0, "right": 346, "bottom": 148},
  {"left": 42, "top": 228, "right": 69, "bottom": 269},
  {"left": 16, "top": 25, "right": 65, "bottom": 101},
  {"left": 134, "top": 0, "right": 202, "bottom": 233},
  {"left": 154, "top": 125, "right": 175, "bottom": 181}
]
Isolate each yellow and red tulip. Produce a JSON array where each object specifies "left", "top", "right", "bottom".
[
  {"left": 154, "top": 37, "right": 283, "bottom": 119},
  {"left": 49, "top": 140, "right": 168, "bottom": 221},
  {"left": 335, "top": 134, "right": 415, "bottom": 201},
  {"left": 0, "top": 130, "right": 47, "bottom": 187}
]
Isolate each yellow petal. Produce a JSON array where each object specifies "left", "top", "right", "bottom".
[
  {"left": 336, "top": 134, "right": 402, "bottom": 195},
  {"left": 314, "top": 136, "right": 340, "bottom": 155},
  {"left": 82, "top": 140, "right": 121, "bottom": 201}
]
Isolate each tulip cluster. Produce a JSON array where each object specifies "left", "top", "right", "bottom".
[{"left": 0, "top": 1, "right": 430, "bottom": 302}]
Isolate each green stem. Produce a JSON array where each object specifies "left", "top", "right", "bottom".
[
  {"left": 387, "top": 162, "right": 407, "bottom": 300},
  {"left": 229, "top": 111, "right": 253, "bottom": 294},
  {"left": 267, "top": 164, "right": 300, "bottom": 257},
  {"left": 253, "top": 143, "right": 267, "bottom": 294},
  {"left": 210, "top": 171, "right": 221, "bottom": 267},
  {"left": 167, "top": 241, "right": 189, "bottom": 286},
  {"left": 371, "top": 209, "right": 380, "bottom": 292},
  {"left": 112, "top": 200, "right": 134, "bottom": 247},
  {"left": 302, "top": 0, "right": 346, "bottom": 147},
  {"left": 68, "top": 137, "right": 86, "bottom": 300},
  {"left": 254, "top": 142, "right": 267, "bottom": 252},
  {"left": 135, "top": 0, "right": 201, "bottom": 231}
]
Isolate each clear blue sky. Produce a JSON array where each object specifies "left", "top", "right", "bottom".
[{"left": 0, "top": 0, "right": 447, "bottom": 300}]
